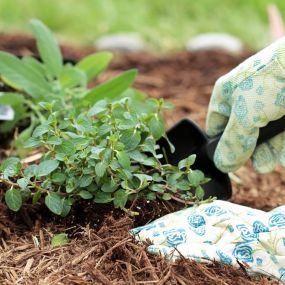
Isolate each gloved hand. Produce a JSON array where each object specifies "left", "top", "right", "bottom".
[
  {"left": 206, "top": 37, "right": 285, "bottom": 173},
  {"left": 131, "top": 200, "right": 285, "bottom": 282}
]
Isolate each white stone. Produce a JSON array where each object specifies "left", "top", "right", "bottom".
[
  {"left": 95, "top": 33, "right": 146, "bottom": 52},
  {"left": 186, "top": 33, "right": 243, "bottom": 54}
]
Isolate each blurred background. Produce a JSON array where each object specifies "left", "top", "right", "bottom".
[{"left": 0, "top": 0, "right": 284, "bottom": 51}]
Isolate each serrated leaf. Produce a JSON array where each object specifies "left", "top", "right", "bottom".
[
  {"left": 30, "top": 19, "right": 63, "bottom": 77},
  {"left": 5, "top": 188, "right": 22, "bottom": 211},
  {"left": 0, "top": 51, "right": 51, "bottom": 98},
  {"left": 46, "top": 136, "right": 62, "bottom": 145},
  {"left": 36, "top": 160, "right": 59, "bottom": 177},
  {"left": 45, "top": 193, "right": 63, "bottom": 215},
  {"left": 1, "top": 157, "right": 21, "bottom": 179},
  {"left": 83, "top": 69, "right": 137, "bottom": 105},
  {"left": 79, "top": 190, "right": 93, "bottom": 199},
  {"left": 76, "top": 52, "right": 113, "bottom": 81},
  {"left": 51, "top": 233, "right": 69, "bottom": 247}
]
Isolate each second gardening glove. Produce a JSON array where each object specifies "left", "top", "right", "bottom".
[
  {"left": 131, "top": 200, "right": 285, "bottom": 282},
  {"left": 206, "top": 37, "right": 285, "bottom": 173}
]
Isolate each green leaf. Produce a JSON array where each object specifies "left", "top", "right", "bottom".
[
  {"left": 162, "top": 193, "right": 172, "bottom": 200},
  {"left": 45, "top": 192, "right": 63, "bottom": 215},
  {"left": 114, "top": 189, "right": 128, "bottom": 209},
  {"left": 0, "top": 93, "right": 26, "bottom": 133},
  {"left": 36, "top": 160, "right": 59, "bottom": 177},
  {"left": 17, "top": 177, "right": 29, "bottom": 189},
  {"left": 51, "top": 233, "right": 69, "bottom": 247},
  {"left": 188, "top": 170, "right": 205, "bottom": 187},
  {"left": 117, "top": 151, "right": 131, "bottom": 169},
  {"left": 120, "top": 130, "right": 141, "bottom": 151},
  {"left": 30, "top": 19, "right": 63, "bottom": 77},
  {"left": 32, "top": 124, "right": 50, "bottom": 137},
  {"left": 83, "top": 69, "right": 137, "bottom": 105},
  {"left": 95, "top": 162, "right": 107, "bottom": 177},
  {"left": 59, "top": 65, "right": 87, "bottom": 88},
  {"left": 79, "top": 175, "right": 93, "bottom": 187},
  {"left": 60, "top": 198, "right": 72, "bottom": 217},
  {"left": 46, "top": 136, "right": 62, "bottom": 145},
  {"left": 22, "top": 56, "right": 46, "bottom": 75},
  {"left": 79, "top": 190, "right": 93, "bottom": 199},
  {"left": 5, "top": 188, "right": 22, "bottom": 211},
  {"left": 149, "top": 116, "right": 165, "bottom": 140},
  {"left": 1, "top": 157, "right": 21, "bottom": 179},
  {"left": 146, "top": 192, "right": 156, "bottom": 200},
  {"left": 101, "top": 179, "right": 118, "bottom": 193},
  {"left": 178, "top": 154, "right": 196, "bottom": 170},
  {"left": 0, "top": 51, "right": 51, "bottom": 98},
  {"left": 195, "top": 185, "right": 205, "bottom": 200},
  {"left": 24, "top": 137, "right": 41, "bottom": 148},
  {"left": 149, "top": 184, "right": 165, "bottom": 193},
  {"left": 56, "top": 140, "right": 75, "bottom": 156},
  {"left": 94, "top": 192, "right": 113, "bottom": 203},
  {"left": 76, "top": 52, "right": 113, "bottom": 81},
  {"left": 32, "top": 190, "right": 42, "bottom": 204},
  {"left": 51, "top": 172, "right": 66, "bottom": 184}
]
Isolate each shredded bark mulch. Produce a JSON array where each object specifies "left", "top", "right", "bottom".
[{"left": 0, "top": 34, "right": 284, "bottom": 284}]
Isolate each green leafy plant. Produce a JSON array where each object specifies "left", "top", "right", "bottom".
[
  {"left": 0, "top": 19, "right": 138, "bottom": 147},
  {"left": 0, "top": 98, "right": 211, "bottom": 216}
]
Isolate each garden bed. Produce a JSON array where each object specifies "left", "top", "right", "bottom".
[{"left": 0, "top": 34, "right": 284, "bottom": 284}]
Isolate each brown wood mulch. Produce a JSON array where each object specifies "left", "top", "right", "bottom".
[{"left": 0, "top": 34, "right": 284, "bottom": 284}]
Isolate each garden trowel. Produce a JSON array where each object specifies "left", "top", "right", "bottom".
[{"left": 158, "top": 116, "right": 285, "bottom": 200}]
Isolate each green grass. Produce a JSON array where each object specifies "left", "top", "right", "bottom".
[{"left": 0, "top": 0, "right": 284, "bottom": 51}]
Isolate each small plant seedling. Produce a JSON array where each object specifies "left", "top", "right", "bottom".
[{"left": 0, "top": 98, "right": 211, "bottom": 216}]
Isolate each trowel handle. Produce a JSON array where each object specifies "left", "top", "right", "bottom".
[{"left": 207, "top": 116, "right": 285, "bottom": 160}]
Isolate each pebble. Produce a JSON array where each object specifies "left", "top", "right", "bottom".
[
  {"left": 186, "top": 33, "right": 243, "bottom": 54},
  {"left": 95, "top": 33, "right": 146, "bottom": 52}
]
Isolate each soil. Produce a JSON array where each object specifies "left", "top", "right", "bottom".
[{"left": 0, "top": 34, "right": 284, "bottom": 284}]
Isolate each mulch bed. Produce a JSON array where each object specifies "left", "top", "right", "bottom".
[{"left": 0, "top": 34, "right": 284, "bottom": 284}]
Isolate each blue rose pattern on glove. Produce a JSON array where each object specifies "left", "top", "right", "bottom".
[
  {"left": 131, "top": 200, "right": 285, "bottom": 282},
  {"left": 206, "top": 37, "right": 285, "bottom": 173}
]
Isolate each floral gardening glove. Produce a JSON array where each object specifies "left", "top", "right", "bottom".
[
  {"left": 206, "top": 37, "right": 285, "bottom": 173},
  {"left": 131, "top": 200, "right": 285, "bottom": 282}
]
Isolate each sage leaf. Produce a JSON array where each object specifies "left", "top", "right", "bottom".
[
  {"left": 76, "top": 52, "right": 113, "bottom": 81},
  {"left": 30, "top": 19, "right": 63, "bottom": 77},
  {"left": 83, "top": 69, "right": 137, "bottom": 104}
]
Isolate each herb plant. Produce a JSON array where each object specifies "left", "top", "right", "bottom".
[
  {"left": 0, "top": 98, "right": 210, "bottom": 216},
  {"left": 0, "top": 19, "right": 138, "bottom": 150}
]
